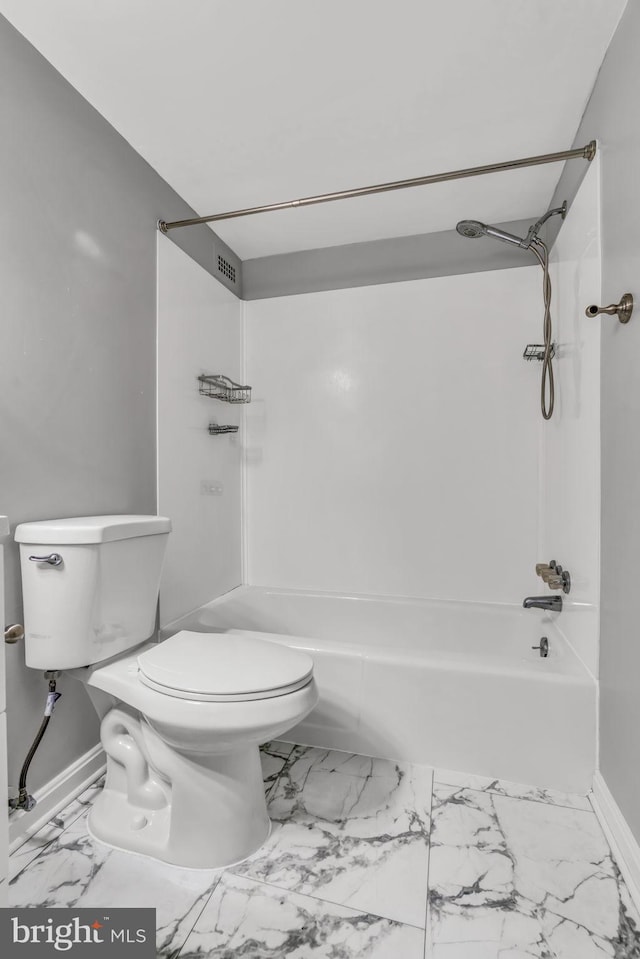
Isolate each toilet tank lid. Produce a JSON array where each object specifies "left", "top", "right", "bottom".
[{"left": 15, "top": 515, "right": 171, "bottom": 545}]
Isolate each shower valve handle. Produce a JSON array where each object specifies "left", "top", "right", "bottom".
[
  {"left": 536, "top": 560, "right": 559, "bottom": 583},
  {"left": 548, "top": 570, "right": 571, "bottom": 593},
  {"left": 536, "top": 564, "right": 556, "bottom": 582}
]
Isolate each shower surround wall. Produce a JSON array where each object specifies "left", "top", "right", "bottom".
[
  {"left": 157, "top": 237, "right": 243, "bottom": 626},
  {"left": 539, "top": 159, "right": 601, "bottom": 679},
  {"left": 244, "top": 267, "right": 542, "bottom": 602}
]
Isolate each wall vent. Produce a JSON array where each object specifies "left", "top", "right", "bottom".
[{"left": 217, "top": 254, "right": 237, "bottom": 284}]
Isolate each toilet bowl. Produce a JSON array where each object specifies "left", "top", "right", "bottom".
[
  {"left": 15, "top": 515, "right": 318, "bottom": 869},
  {"left": 78, "top": 631, "right": 317, "bottom": 868}
]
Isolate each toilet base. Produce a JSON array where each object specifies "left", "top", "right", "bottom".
[{"left": 90, "top": 707, "right": 271, "bottom": 869}]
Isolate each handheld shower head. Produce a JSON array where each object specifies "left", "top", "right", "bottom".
[
  {"left": 456, "top": 220, "right": 486, "bottom": 239},
  {"left": 457, "top": 203, "right": 567, "bottom": 251},
  {"left": 456, "top": 220, "right": 528, "bottom": 248}
]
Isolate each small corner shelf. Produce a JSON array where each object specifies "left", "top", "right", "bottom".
[
  {"left": 198, "top": 374, "right": 251, "bottom": 404},
  {"left": 523, "top": 343, "right": 556, "bottom": 362},
  {"left": 208, "top": 423, "right": 239, "bottom": 435}
]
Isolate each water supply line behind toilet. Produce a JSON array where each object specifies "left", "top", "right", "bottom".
[{"left": 9, "top": 672, "right": 62, "bottom": 812}]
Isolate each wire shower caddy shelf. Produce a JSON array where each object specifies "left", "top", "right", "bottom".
[
  {"left": 523, "top": 343, "right": 556, "bottom": 362},
  {"left": 197, "top": 374, "right": 252, "bottom": 404}
]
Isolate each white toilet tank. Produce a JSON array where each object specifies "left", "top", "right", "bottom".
[{"left": 15, "top": 515, "right": 171, "bottom": 670}]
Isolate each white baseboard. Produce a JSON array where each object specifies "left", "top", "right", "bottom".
[
  {"left": 590, "top": 770, "right": 640, "bottom": 912},
  {"left": 9, "top": 744, "right": 105, "bottom": 853}
]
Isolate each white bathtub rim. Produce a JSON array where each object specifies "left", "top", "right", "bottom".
[
  {"left": 181, "top": 581, "right": 598, "bottom": 616},
  {"left": 162, "top": 584, "right": 594, "bottom": 686}
]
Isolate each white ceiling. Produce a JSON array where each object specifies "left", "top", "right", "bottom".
[{"left": 0, "top": 0, "right": 626, "bottom": 259}]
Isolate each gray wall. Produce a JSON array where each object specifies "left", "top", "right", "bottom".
[
  {"left": 0, "top": 15, "right": 239, "bottom": 797},
  {"left": 551, "top": 0, "right": 640, "bottom": 840}
]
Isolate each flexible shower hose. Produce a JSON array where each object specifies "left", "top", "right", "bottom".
[{"left": 529, "top": 239, "right": 554, "bottom": 420}]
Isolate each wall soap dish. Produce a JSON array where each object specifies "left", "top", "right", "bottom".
[
  {"left": 208, "top": 423, "right": 239, "bottom": 435},
  {"left": 523, "top": 343, "right": 556, "bottom": 362},
  {"left": 198, "top": 374, "right": 252, "bottom": 403}
]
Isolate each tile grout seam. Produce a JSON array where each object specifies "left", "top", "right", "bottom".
[
  {"left": 433, "top": 781, "right": 592, "bottom": 813},
  {"left": 423, "top": 769, "right": 435, "bottom": 959},
  {"left": 223, "top": 869, "right": 428, "bottom": 933},
  {"left": 9, "top": 787, "right": 103, "bottom": 882},
  {"left": 171, "top": 875, "right": 225, "bottom": 959}
]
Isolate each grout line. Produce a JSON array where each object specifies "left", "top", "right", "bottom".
[
  {"left": 424, "top": 770, "right": 436, "bottom": 957},
  {"left": 423, "top": 768, "right": 435, "bottom": 958},
  {"left": 431, "top": 779, "right": 591, "bottom": 812},
  {"left": 169, "top": 877, "right": 224, "bottom": 959},
  {"left": 224, "top": 870, "right": 427, "bottom": 932},
  {"left": 10, "top": 835, "right": 62, "bottom": 884},
  {"left": 277, "top": 739, "right": 437, "bottom": 773},
  {"left": 9, "top": 781, "right": 104, "bottom": 882}
]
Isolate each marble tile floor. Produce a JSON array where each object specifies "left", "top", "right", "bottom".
[{"left": 8, "top": 742, "right": 640, "bottom": 958}]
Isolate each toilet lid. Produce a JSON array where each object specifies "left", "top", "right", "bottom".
[{"left": 137, "top": 630, "right": 314, "bottom": 702}]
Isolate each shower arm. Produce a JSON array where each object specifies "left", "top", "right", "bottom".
[{"left": 157, "top": 141, "right": 596, "bottom": 233}]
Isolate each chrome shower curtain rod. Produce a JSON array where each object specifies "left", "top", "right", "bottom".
[{"left": 157, "top": 140, "right": 596, "bottom": 234}]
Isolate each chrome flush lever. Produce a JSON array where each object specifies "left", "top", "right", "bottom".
[{"left": 28, "top": 553, "right": 63, "bottom": 566}]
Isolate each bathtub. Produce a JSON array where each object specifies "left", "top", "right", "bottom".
[{"left": 163, "top": 585, "right": 596, "bottom": 794}]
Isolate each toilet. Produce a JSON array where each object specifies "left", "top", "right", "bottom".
[{"left": 15, "top": 515, "right": 318, "bottom": 869}]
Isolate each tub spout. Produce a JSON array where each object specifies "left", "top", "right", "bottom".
[{"left": 523, "top": 595, "right": 563, "bottom": 612}]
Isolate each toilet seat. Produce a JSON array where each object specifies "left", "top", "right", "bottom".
[{"left": 137, "top": 630, "right": 314, "bottom": 702}]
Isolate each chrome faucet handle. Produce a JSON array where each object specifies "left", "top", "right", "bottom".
[
  {"left": 548, "top": 569, "right": 571, "bottom": 593},
  {"left": 536, "top": 560, "right": 558, "bottom": 579}
]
